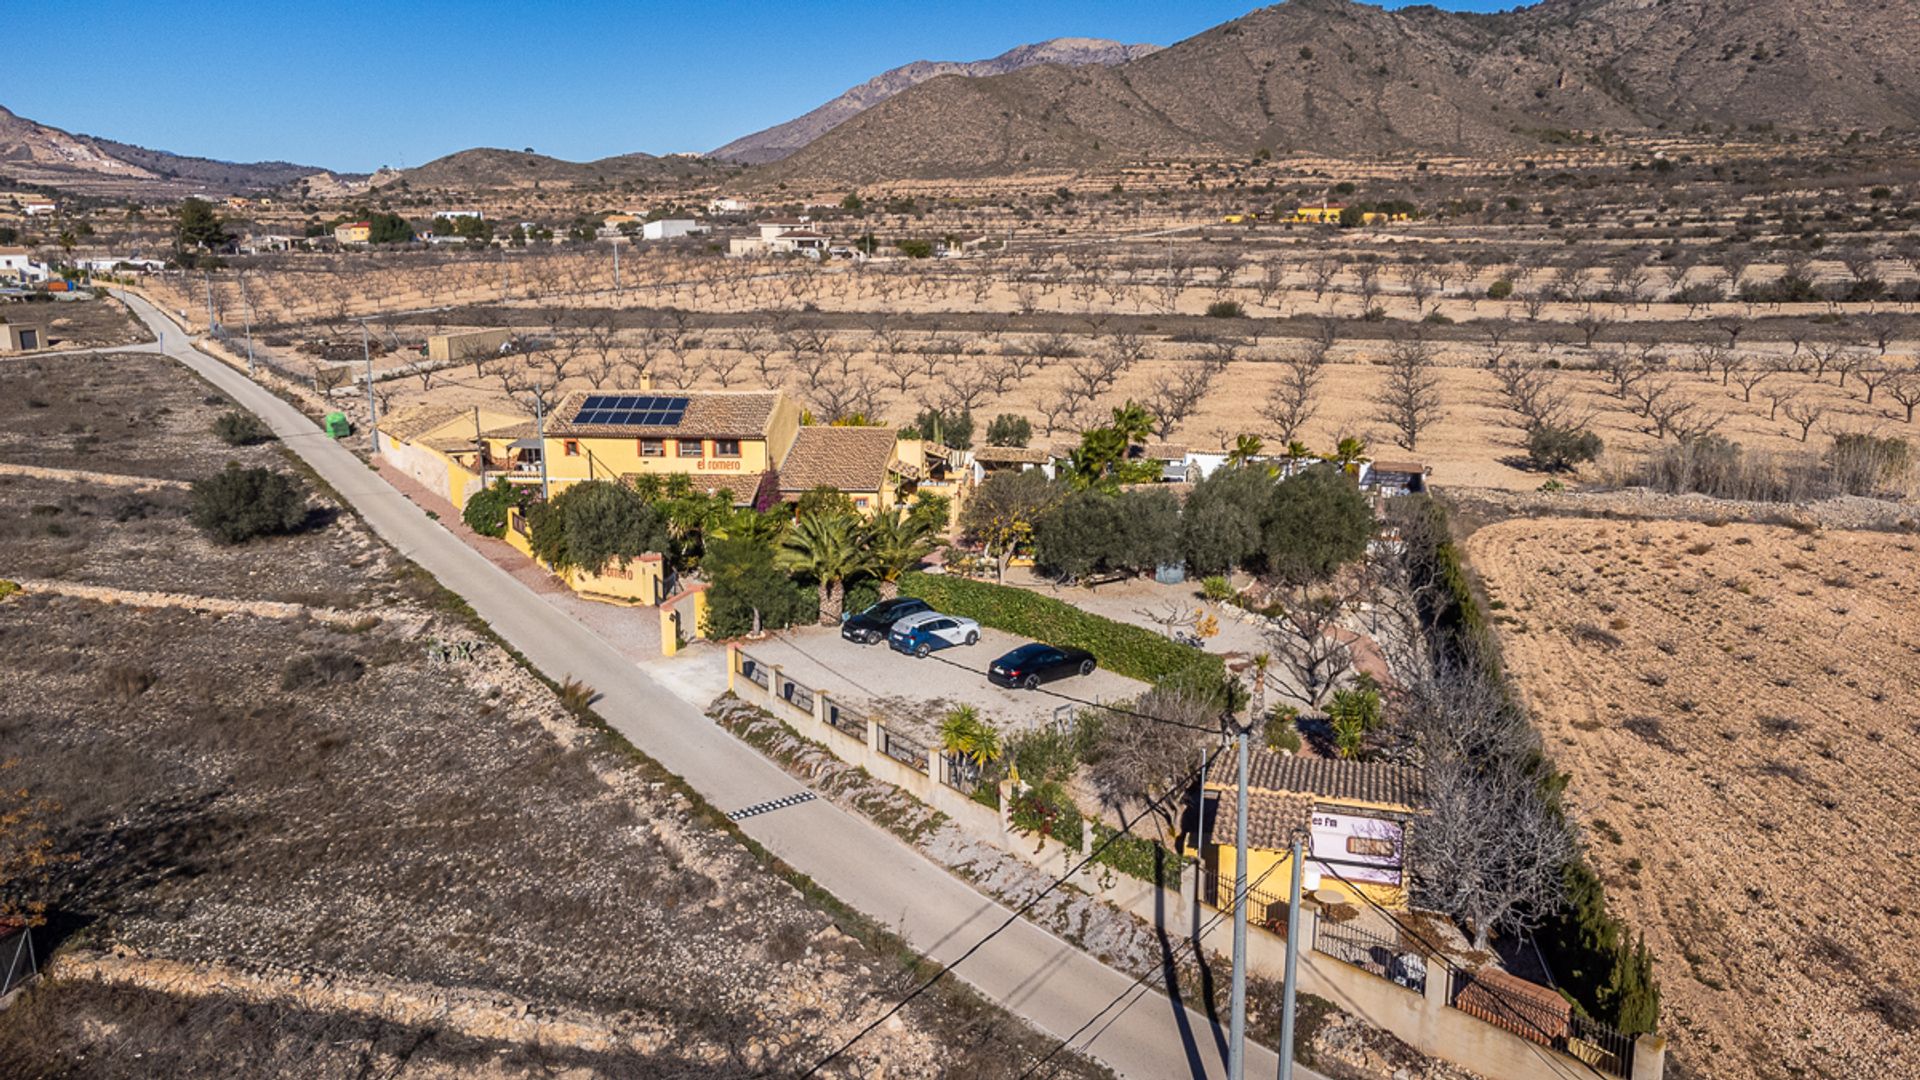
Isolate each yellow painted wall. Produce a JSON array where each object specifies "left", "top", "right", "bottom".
[
  {"left": 544, "top": 434, "right": 771, "bottom": 485},
  {"left": 1210, "top": 840, "right": 1409, "bottom": 916},
  {"left": 562, "top": 555, "right": 665, "bottom": 605}
]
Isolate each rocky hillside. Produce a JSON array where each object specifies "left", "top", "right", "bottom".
[
  {"left": 0, "top": 104, "right": 336, "bottom": 195},
  {"left": 711, "top": 37, "right": 1160, "bottom": 164},
  {"left": 768, "top": 0, "right": 1920, "bottom": 182},
  {"left": 376, "top": 147, "right": 724, "bottom": 192}
]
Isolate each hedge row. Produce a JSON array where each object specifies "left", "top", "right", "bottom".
[{"left": 898, "top": 571, "right": 1223, "bottom": 687}]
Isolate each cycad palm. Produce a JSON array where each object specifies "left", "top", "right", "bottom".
[
  {"left": 939, "top": 705, "right": 1003, "bottom": 771},
  {"left": 1330, "top": 436, "right": 1369, "bottom": 471},
  {"left": 1110, "top": 400, "right": 1154, "bottom": 448},
  {"left": 863, "top": 507, "right": 937, "bottom": 599},
  {"left": 776, "top": 511, "right": 868, "bottom": 624}
]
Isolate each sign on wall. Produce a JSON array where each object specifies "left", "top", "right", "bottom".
[{"left": 1308, "top": 809, "right": 1406, "bottom": 886}]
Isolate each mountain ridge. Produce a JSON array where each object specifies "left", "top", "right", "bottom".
[
  {"left": 710, "top": 37, "right": 1161, "bottom": 164},
  {"left": 766, "top": 0, "right": 1920, "bottom": 183},
  {"left": 0, "top": 104, "right": 346, "bottom": 196}
]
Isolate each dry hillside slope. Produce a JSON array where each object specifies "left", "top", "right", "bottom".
[
  {"left": 771, "top": 0, "right": 1920, "bottom": 181},
  {"left": 712, "top": 37, "right": 1160, "bottom": 164}
]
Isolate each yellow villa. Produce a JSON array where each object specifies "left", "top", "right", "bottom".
[
  {"left": 540, "top": 389, "right": 802, "bottom": 507},
  {"left": 1196, "top": 750, "right": 1426, "bottom": 914}
]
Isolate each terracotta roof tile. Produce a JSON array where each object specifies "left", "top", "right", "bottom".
[
  {"left": 382, "top": 405, "right": 470, "bottom": 443},
  {"left": 973, "top": 445, "right": 1050, "bottom": 464},
  {"left": 778, "top": 426, "right": 899, "bottom": 494},
  {"left": 1207, "top": 749, "right": 1426, "bottom": 809},
  {"left": 547, "top": 390, "right": 782, "bottom": 439}
]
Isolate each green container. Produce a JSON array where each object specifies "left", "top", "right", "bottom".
[{"left": 323, "top": 412, "right": 352, "bottom": 438}]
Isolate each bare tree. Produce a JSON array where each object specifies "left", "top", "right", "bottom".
[
  {"left": 1884, "top": 368, "right": 1920, "bottom": 423},
  {"left": 1399, "top": 660, "right": 1576, "bottom": 951},
  {"left": 1264, "top": 582, "right": 1358, "bottom": 710},
  {"left": 1261, "top": 340, "right": 1327, "bottom": 446},
  {"left": 1371, "top": 335, "right": 1446, "bottom": 451},
  {"left": 812, "top": 371, "right": 883, "bottom": 423},
  {"left": 1782, "top": 399, "right": 1826, "bottom": 441},
  {"left": 1037, "top": 393, "right": 1087, "bottom": 435},
  {"left": 1489, "top": 355, "right": 1590, "bottom": 435},
  {"left": 1728, "top": 356, "right": 1778, "bottom": 402},
  {"left": 1571, "top": 308, "right": 1613, "bottom": 349},
  {"left": 1088, "top": 687, "right": 1215, "bottom": 843}
]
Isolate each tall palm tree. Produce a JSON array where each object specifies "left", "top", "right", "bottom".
[
  {"left": 1329, "top": 436, "right": 1369, "bottom": 473},
  {"left": 776, "top": 511, "right": 868, "bottom": 624},
  {"left": 863, "top": 506, "right": 937, "bottom": 599},
  {"left": 1227, "top": 433, "right": 1264, "bottom": 467}
]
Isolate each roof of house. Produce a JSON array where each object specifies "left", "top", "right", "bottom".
[
  {"left": 0, "top": 247, "right": 30, "bottom": 257},
  {"left": 1139, "top": 443, "right": 1188, "bottom": 461},
  {"left": 775, "top": 230, "right": 830, "bottom": 240},
  {"left": 777, "top": 426, "right": 899, "bottom": 493},
  {"left": 381, "top": 405, "right": 472, "bottom": 444},
  {"left": 1207, "top": 749, "right": 1426, "bottom": 809},
  {"left": 1369, "top": 461, "right": 1429, "bottom": 477},
  {"left": 973, "top": 445, "right": 1050, "bottom": 465},
  {"left": 1208, "top": 787, "right": 1312, "bottom": 851},
  {"left": 681, "top": 471, "right": 768, "bottom": 507},
  {"left": 546, "top": 390, "right": 783, "bottom": 439}
]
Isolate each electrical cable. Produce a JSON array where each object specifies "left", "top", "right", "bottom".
[
  {"left": 1020, "top": 854, "right": 1293, "bottom": 1079},
  {"left": 796, "top": 743, "right": 1228, "bottom": 1078}
]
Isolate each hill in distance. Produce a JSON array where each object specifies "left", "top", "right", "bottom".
[
  {"left": 0, "top": 104, "right": 346, "bottom": 197},
  {"left": 767, "top": 0, "right": 1920, "bottom": 183},
  {"left": 375, "top": 147, "right": 725, "bottom": 193},
  {"left": 711, "top": 37, "right": 1161, "bottom": 165}
]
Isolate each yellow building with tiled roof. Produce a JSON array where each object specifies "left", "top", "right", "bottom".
[
  {"left": 539, "top": 389, "right": 801, "bottom": 507},
  {"left": 1196, "top": 749, "right": 1426, "bottom": 914}
]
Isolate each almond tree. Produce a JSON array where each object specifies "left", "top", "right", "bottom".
[
  {"left": 1260, "top": 339, "right": 1327, "bottom": 445},
  {"left": 1371, "top": 336, "right": 1447, "bottom": 451}
]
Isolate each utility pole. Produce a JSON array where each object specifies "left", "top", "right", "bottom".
[
  {"left": 1278, "top": 833, "right": 1305, "bottom": 1080},
  {"left": 237, "top": 270, "right": 256, "bottom": 375},
  {"left": 361, "top": 321, "right": 379, "bottom": 444},
  {"left": 612, "top": 236, "right": 621, "bottom": 291},
  {"left": 533, "top": 383, "right": 550, "bottom": 501},
  {"left": 203, "top": 270, "right": 217, "bottom": 334},
  {"left": 1228, "top": 709, "right": 1251, "bottom": 1080}
]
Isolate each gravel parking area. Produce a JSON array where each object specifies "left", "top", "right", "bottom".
[{"left": 742, "top": 624, "right": 1148, "bottom": 741}]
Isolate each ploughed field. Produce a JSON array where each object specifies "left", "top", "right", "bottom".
[{"left": 1465, "top": 516, "right": 1920, "bottom": 1080}]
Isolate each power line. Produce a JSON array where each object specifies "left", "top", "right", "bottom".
[
  {"left": 1313, "top": 860, "right": 1617, "bottom": 1080},
  {"left": 797, "top": 743, "right": 1228, "bottom": 1078},
  {"left": 1021, "top": 854, "right": 1292, "bottom": 1079}
]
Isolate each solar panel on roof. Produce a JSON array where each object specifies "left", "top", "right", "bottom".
[{"left": 570, "top": 394, "right": 693, "bottom": 427}]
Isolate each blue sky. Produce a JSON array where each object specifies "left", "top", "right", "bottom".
[{"left": 9, "top": 1, "right": 1518, "bottom": 172}]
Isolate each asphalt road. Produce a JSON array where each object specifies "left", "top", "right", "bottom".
[{"left": 115, "top": 289, "right": 1316, "bottom": 1080}]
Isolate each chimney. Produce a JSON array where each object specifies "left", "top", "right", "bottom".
[{"left": 639, "top": 373, "right": 654, "bottom": 391}]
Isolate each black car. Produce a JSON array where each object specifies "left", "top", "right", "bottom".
[
  {"left": 987, "top": 643, "right": 1097, "bottom": 690},
  {"left": 840, "top": 597, "right": 933, "bottom": 644}
]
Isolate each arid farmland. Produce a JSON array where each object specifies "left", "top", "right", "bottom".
[{"left": 1465, "top": 516, "right": 1920, "bottom": 1080}]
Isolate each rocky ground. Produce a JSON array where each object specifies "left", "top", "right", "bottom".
[{"left": 0, "top": 347, "right": 1104, "bottom": 1079}]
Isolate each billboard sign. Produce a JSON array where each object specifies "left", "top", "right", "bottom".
[{"left": 1308, "top": 808, "right": 1406, "bottom": 887}]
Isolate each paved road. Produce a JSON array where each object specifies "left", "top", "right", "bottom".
[{"left": 114, "top": 289, "right": 1316, "bottom": 1080}]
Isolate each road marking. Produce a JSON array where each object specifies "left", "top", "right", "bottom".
[{"left": 727, "top": 791, "right": 817, "bottom": 821}]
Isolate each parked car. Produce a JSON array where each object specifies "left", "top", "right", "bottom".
[
  {"left": 887, "top": 610, "right": 981, "bottom": 657},
  {"left": 988, "top": 643, "right": 1097, "bottom": 689},
  {"left": 840, "top": 597, "right": 932, "bottom": 644}
]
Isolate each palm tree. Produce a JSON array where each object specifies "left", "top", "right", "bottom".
[
  {"left": 1329, "top": 436, "right": 1369, "bottom": 473},
  {"left": 1227, "top": 433, "right": 1263, "bottom": 467},
  {"left": 863, "top": 507, "right": 937, "bottom": 599},
  {"left": 938, "top": 705, "right": 1003, "bottom": 785},
  {"left": 1110, "top": 400, "right": 1154, "bottom": 450},
  {"left": 776, "top": 511, "right": 868, "bottom": 624}
]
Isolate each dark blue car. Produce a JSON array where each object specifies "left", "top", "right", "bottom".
[{"left": 988, "top": 643, "right": 1096, "bottom": 689}]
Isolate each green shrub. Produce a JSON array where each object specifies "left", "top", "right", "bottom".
[
  {"left": 1487, "top": 278, "right": 1514, "bottom": 300},
  {"left": 1264, "top": 707, "right": 1302, "bottom": 754},
  {"left": 899, "top": 571, "right": 1224, "bottom": 686},
  {"left": 896, "top": 238, "right": 934, "bottom": 259},
  {"left": 705, "top": 535, "right": 818, "bottom": 638},
  {"left": 461, "top": 478, "right": 529, "bottom": 538},
  {"left": 212, "top": 410, "right": 271, "bottom": 446},
  {"left": 1200, "top": 575, "right": 1235, "bottom": 603},
  {"left": 189, "top": 464, "right": 308, "bottom": 544},
  {"left": 1009, "top": 781, "right": 1083, "bottom": 848},
  {"left": 1090, "top": 821, "right": 1181, "bottom": 888},
  {"left": 280, "top": 650, "right": 364, "bottom": 690},
  {"left": 1205, "top": 300, "right": 1245, "bottom": 318},
  {"left": 0, "top": 579, "right": 18, "bottom": 601},
  {"left": 1526, "top": 425, "right": 1604, "bottom": 472}
]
